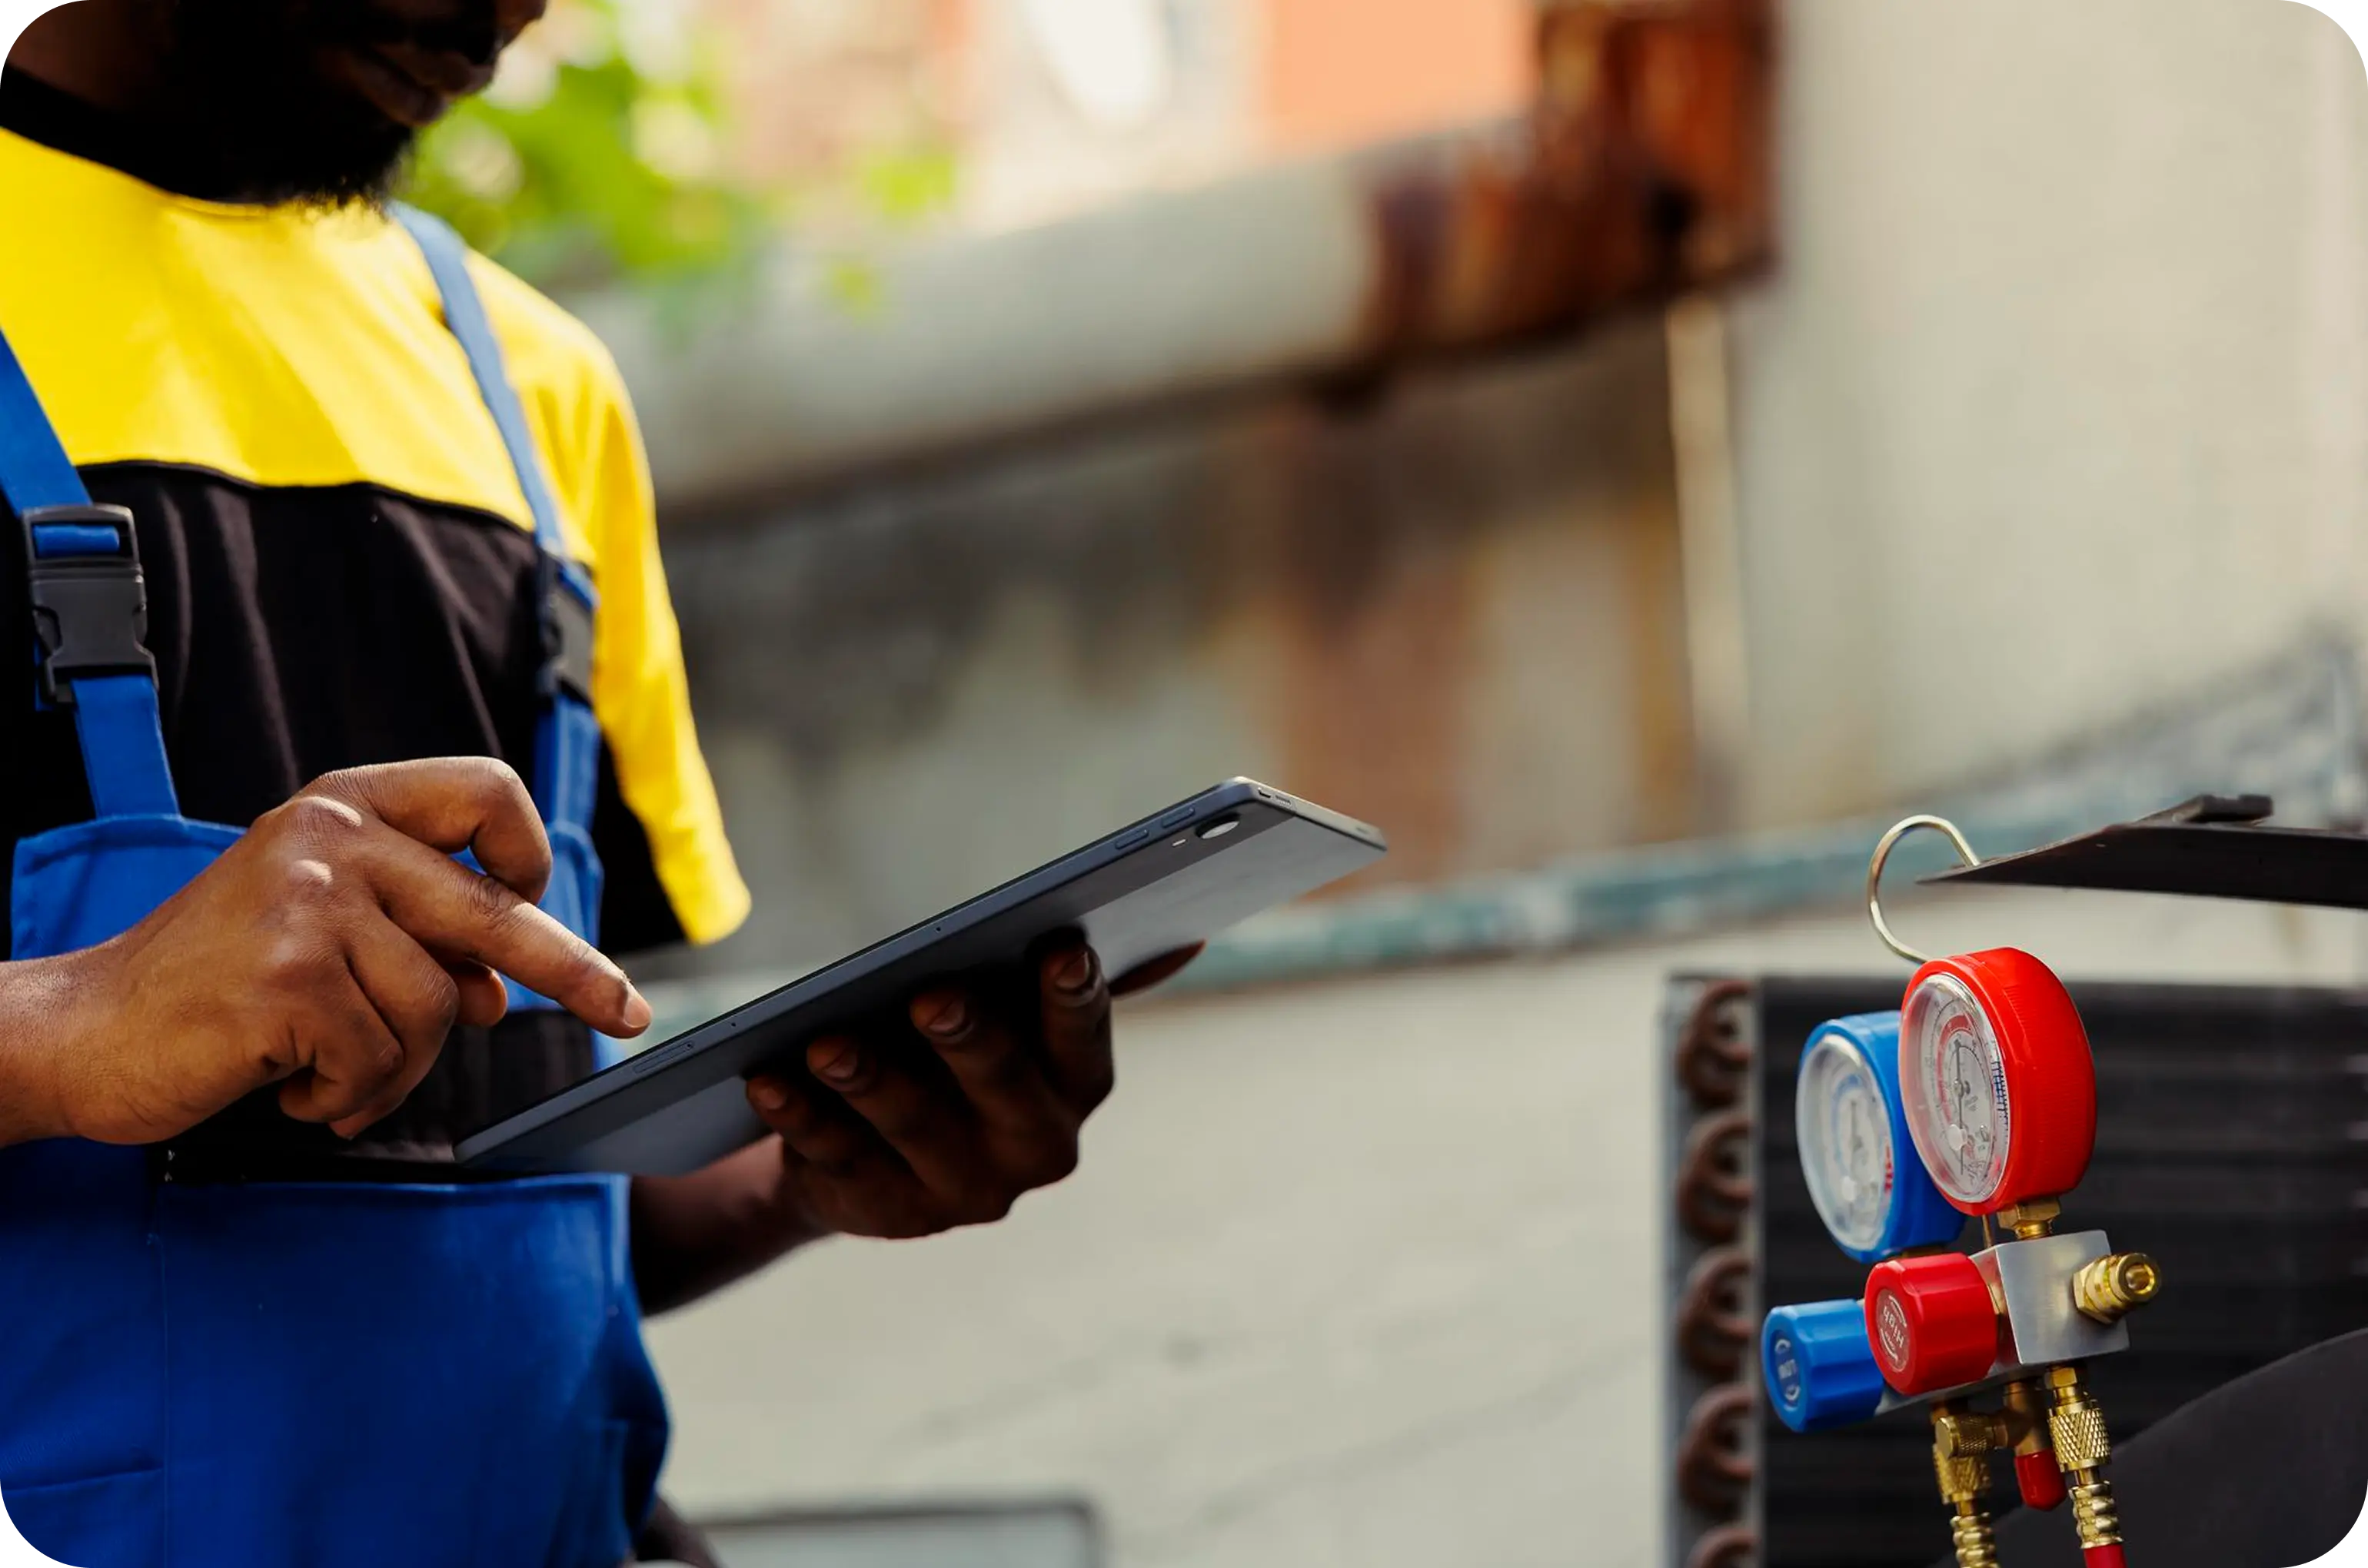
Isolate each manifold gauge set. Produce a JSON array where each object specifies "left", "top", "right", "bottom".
[{"left": 1761, "top": 818, "right": 2159, "bottom": 1568}]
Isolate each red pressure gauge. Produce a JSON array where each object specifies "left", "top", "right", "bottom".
[{"left": 1897, "top": 948, "right": 2096, "bottom": 1215}]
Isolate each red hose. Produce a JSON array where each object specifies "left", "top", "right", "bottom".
[{"left": 2084, "top": 1544, "right": 2127, "bottom": 1568}]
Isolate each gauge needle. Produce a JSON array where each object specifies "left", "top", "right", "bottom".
[{"left": 1945, "top": 1042, "right": 1981, "bottom": 1164}]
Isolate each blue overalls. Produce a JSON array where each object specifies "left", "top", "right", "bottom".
[{"left": 0, "top": 210, "right": 667, "bottom": 1568}]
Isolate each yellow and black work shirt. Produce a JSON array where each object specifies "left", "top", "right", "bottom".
[{"left": 0, "top": 71, "right": 750, "bottom": 1168}]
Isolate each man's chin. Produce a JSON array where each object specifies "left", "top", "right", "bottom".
[
  {"left": 160, "top": 1, "right": 427, "bottom": 207},
  {"left": 227, "top": 119, "right": 420, "bottom": 209}
]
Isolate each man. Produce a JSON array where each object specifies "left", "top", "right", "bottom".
[{"left": 0, "top": 3, "right": 1190, "bottom": 1565}]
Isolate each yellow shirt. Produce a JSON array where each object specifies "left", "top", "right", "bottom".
[{"left": 0, "top": 122, "right": 750, "bottom": 948}]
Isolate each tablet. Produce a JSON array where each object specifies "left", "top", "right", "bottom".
[{"left": 456, "top": 779, "right": 1386, "bottom": 1175}]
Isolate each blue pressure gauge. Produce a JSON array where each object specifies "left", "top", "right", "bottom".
[
  {"left": 1763, "top": 1300, "right": 1890, "bottom": 1433},
  {"left": 1794, "top": 1012, "right": 1963, "bottom": 1263}
]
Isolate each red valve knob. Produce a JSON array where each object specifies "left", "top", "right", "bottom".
[
  {"left": 2015, "top": 1450, "right": 2067, "bottom": 1511},
  {"left": 1863, "top": 1253, "right": 1999, "bottom": 1395}
]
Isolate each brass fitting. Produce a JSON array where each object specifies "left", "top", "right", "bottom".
[
  {"left": 2000, "top": 1379, "right": 2054, "bottom": 1458},
  {"left": 1950, "top": 1503, "right": 2000, "bottom": 1568},
  {"left": 2000, "top": 1198, "right": 2062, "bottom": 1240},
  {"left": 2046, "top": 1367, "right": 2124, "bottom": 1550},
  {"left": 1931, "top": 1403, "right": 2001, "bottom": 1567},
  {"left": 2044, "top": 1369, "right": 2113, "bottom": 1473},
  {"left": 2067, "top": 1480, "right": 2121, "bottom": 1550},
  {"left": 1929, "top": 1402, "right": 1991, "bottom": 1506},
  {"left": 1933, "top": 1406, "right": 2004, "bottom": 1461},
  {"left": 2073, "top": 1251, "right": 2161, "bottom": 1324},
  {"left": 1934, "top": 1449, "right": 1989, "bottom": 1508}
]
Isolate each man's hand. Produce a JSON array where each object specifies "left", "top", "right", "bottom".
[
  {"left": 746, "top": 940, "right": 1193, "bottom": 1239},
  {"left": 0, "top": 758, "right": 651, "bottom": 1149},
  {"left": 629, "top": 941, "right": 1198, "bottom": 1311}
]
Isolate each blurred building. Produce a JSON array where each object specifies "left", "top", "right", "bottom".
[
  {"left": 581, "top": 1, "right": 2368, "bottom": 1565},
  {"left": 697, "top": 0, "right": 1532, "bottom": 230},
  {"left": 596, "top": 0, "right": 1762, "bottom": 978}
]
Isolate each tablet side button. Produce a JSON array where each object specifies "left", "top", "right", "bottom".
[
  {"left": 1156, "top": 807, "right": 1194, "bottom": 830},
  {"left": 1116, "top": 827, "right": 1151, "bottom": 850},
  {"left": 631, "top": 1040, "right": 694, "bottom": 1076}
]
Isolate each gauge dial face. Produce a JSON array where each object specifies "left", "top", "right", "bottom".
[
  {"left": 1901, "top": 973, "right": 2012, "bottom": 1205},
  {"left": 1796, "top": 1034, "right": 1894, "bottom": 1254}
]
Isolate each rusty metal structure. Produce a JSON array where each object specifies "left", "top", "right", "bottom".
[{"left": 1357, "top": 0, "right": 1772, "bottom": 380}]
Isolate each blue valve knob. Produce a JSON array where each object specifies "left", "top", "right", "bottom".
[{"left": 1763, "top": 1300, "right": 1888, "bottom": 1433}]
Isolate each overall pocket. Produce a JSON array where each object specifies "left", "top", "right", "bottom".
[
  {"left": 154, "top": 1175, "right": 665, "bottom": 1568},
  {"left": 0, "top": 1141, "right": 171, "bottom": 1568},
  {"left": 10, "top": 814, "right": 241, "bottom": 957}
]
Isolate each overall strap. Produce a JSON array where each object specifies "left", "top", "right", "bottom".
[
  {"left": 0, "top": 327, "right": 179, "bottom": 819},
  {"left": 393, "top": 206, "right": 600, "bottom": 849}
]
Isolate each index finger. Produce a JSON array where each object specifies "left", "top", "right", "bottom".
[
  {"left": 354, "top": 825, "right": 650, "bottom": 1038},
  {"left": 1033, "top": 942, "right": 1114, "bottom": 1108},
  {"left": 307, "top": 758, "right": 553, "bottom": 903}
]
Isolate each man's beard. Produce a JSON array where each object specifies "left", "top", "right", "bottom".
[{"left": 158, "top": 0, "right": 430, "bottom": 208}]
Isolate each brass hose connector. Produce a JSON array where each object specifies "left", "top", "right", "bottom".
[
  {"left": 1934, "top": 1448, "right": 1990, "bottom": 1503},
  {"left": 2073, "top": 1253, "right": 2160, "bottom": 1325},
  {"left": 1933, "top": 1405, "right": 2002, "bottom": 1466},
  {"left": 2047, "top": 1367, "right": 2124, "bottom": 1551},
  {"left": 2000, "top": 1198, "right": 2063, "bottom": 1240},
  {"left": 2046, "top": 1370, "right": 2112, "bottom": 1473},
  {"left": 1951, "top": 1504, "right": 2000, "bottom": 1568},
  {"left": 2068, "top": 1479, "right": 2121, "bottom": 1548},
  {"left": 1931, "top": 1402, "right": 2000, "bottom": 1568}
]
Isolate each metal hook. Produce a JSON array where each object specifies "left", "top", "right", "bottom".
[{"left": 1866, "top": 815, "right": 1980, "bottom": 965}]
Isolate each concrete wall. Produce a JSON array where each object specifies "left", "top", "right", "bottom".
[
  {"left": 654, "top": 320, "right": 1694, "bottom": 982},
  {"left": 645, "top": 885, "right": 2368, "bottom": 1568},
  {"left": 1727, "top": 0, "right": 2368, "bottom": 829}
]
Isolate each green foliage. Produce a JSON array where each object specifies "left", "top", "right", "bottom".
[
  {"left": 853, "top": 144, "right": 961, "bottom": 228},
  {"left": 401, "top": 0, "right": 766, "bottom": 293},
  {"left": 404, "top": 0, "right": 962, "bottom": 314}
]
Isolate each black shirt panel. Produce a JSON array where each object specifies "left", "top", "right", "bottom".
[{"left": 1, "top": 463, "right": 680, "bottom": 1169}]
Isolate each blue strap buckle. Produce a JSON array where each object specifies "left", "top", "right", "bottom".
[{"left": 20, "top": 503, "right": 156, "bottom": 706}]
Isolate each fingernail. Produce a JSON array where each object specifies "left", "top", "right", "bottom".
[
  {"left": 1052, "top": 948, "right": 1097, "bottom": 997},
  {"left": 811, "top": 1042, "right": 863, "bottom": 1087},
  {"left": 917, "top": 995, "right": 969, "bottom": 1038},
  {"left": 623, "top": 985, "right": 653, "bottom": 1033},
  {"left": 749, "top": 1078, "right": 788, "bottom": 1113}
]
